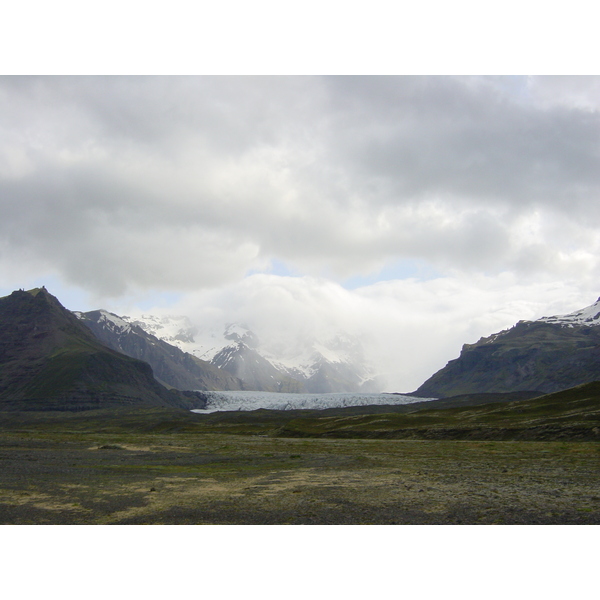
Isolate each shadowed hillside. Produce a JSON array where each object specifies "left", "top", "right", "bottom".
[
  {"left": 0, "top": 288, "right": 203, "bottom": 411},
  {"left": 416, "top": 318, "right": 600, "bottom": 397}
]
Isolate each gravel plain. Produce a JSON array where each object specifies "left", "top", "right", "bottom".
[{"left": 0, "top": 430, "right": 598, "bottom": 524}]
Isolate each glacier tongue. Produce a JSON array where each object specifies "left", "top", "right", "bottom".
[{"left": 191, "top": 391, "right": 435, "bottom": 413}]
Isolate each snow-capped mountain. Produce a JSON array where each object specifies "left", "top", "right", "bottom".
[
  {"left": 211, "top": 341, "right": 305, "bottom": 393},
  {"left": 415, "top": 296, "right": 600, "bottom": 397},
  {"left": 123, "top": 314, "right": 200, "bottom": 350},
  {"left": 120, "top": 314, "right": 383, "bottom": 393},
  {"left": 537, "top": 297, "right": 600, "bottom": 327},
  {"left": 74, "top": 310, "right": 243, "bottom": 392}
]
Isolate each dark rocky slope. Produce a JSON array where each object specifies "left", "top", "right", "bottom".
[
  {"left": 415, "top": 318, "right": 600, "bottom": 398},
  {"left": 0, "top": 288, "right": 203, "bottom": 411}
]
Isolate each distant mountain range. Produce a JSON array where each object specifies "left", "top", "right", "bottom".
[
  {"left": 0, "top": 288, "right": 202, "bottom": 411},
  {"left": 4, "top": 287, "right": 600, "bottom": 412},
  {"left": 74, "top": 298, "right": 600, "bottom": 398},
  {"left": 75, "top": 311, "right": 381, "bottom": 394},
  {"left": 415, "top": 298, "right": 600, "bottom": 397}
]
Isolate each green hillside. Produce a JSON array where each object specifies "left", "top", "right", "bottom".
[{"left": 275, "top": 382, "right": 600, "bottom": 440}]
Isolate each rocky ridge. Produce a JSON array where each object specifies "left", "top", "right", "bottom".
[{"left": 415, "top": 297, "right": 600, "bottom": 398}]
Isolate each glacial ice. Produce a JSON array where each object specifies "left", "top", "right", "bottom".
[{"left": 190, "top": 390, "right": 436, "bottom": 413}]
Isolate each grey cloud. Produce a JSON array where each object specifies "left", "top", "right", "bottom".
[
  {"left": 526, "top": 76, "right": 600, "bottom": 111},
  {"left": 164, "top": 273, "right": 598, "bottom": 392},
  {"left": 1, "top": 76, "right": 599, "bottom": 298},
  {"left": 322, "top": 76, "right": 600, "bottom": 209}
]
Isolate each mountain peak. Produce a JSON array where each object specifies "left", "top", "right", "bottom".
[
  {"left": 224, "top": 323, "right": 259, "bottom": 348},
  {"left": 26, "top": 286, "right": 47, "bottom": 296}
]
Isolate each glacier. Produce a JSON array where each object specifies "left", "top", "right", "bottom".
[{"left": 191, "top": 390, "right": 436, "bottom": 413}]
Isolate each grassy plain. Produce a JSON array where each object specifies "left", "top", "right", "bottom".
[{"left": 0, "top": 403, "right": 598, "bottom": 525}]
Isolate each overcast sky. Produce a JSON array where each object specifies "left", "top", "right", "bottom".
[{"left": 1, "top": 75, "right": 600, "bottom": 390}]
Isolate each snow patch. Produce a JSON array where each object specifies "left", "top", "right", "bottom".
[
  {"left": 536, "top": 298, "right": 600, "bottom": 327},
  {"left": 74, "top": 309, "right": 133, "bottom": 334},
  {"left": 98, "top": 310, "right": 132, "bottom": 333}
]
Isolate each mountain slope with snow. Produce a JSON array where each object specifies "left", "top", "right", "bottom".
[
  {"left": 537, "top": 297, "right": 600, "bottom": 327},
  {"left": 415, "top": 297, "right": 600, "bottom": 397},
  {"left": 211, "top": 341, "right": 305, "bottom": 392},
  {"left": 122, "top": 314, "right": 383, "bottom": 393},
  {"left": 75, "top": 310, "right": 243, "bottom": 392}
]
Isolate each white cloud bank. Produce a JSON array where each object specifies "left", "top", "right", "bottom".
[
  {"left": 131, "top": 273, "right": 595, "bottom": 392},
  {"left": 1, "top": 76, "right": 599, "bottom": 390}
]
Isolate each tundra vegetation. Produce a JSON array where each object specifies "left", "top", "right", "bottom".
[{"left": 0, "top": 383, "right": 598, "bottom": 525}]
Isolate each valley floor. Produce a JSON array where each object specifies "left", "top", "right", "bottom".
[{"left": 0, "top": 429, "right": 598, "bottom": 524}]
